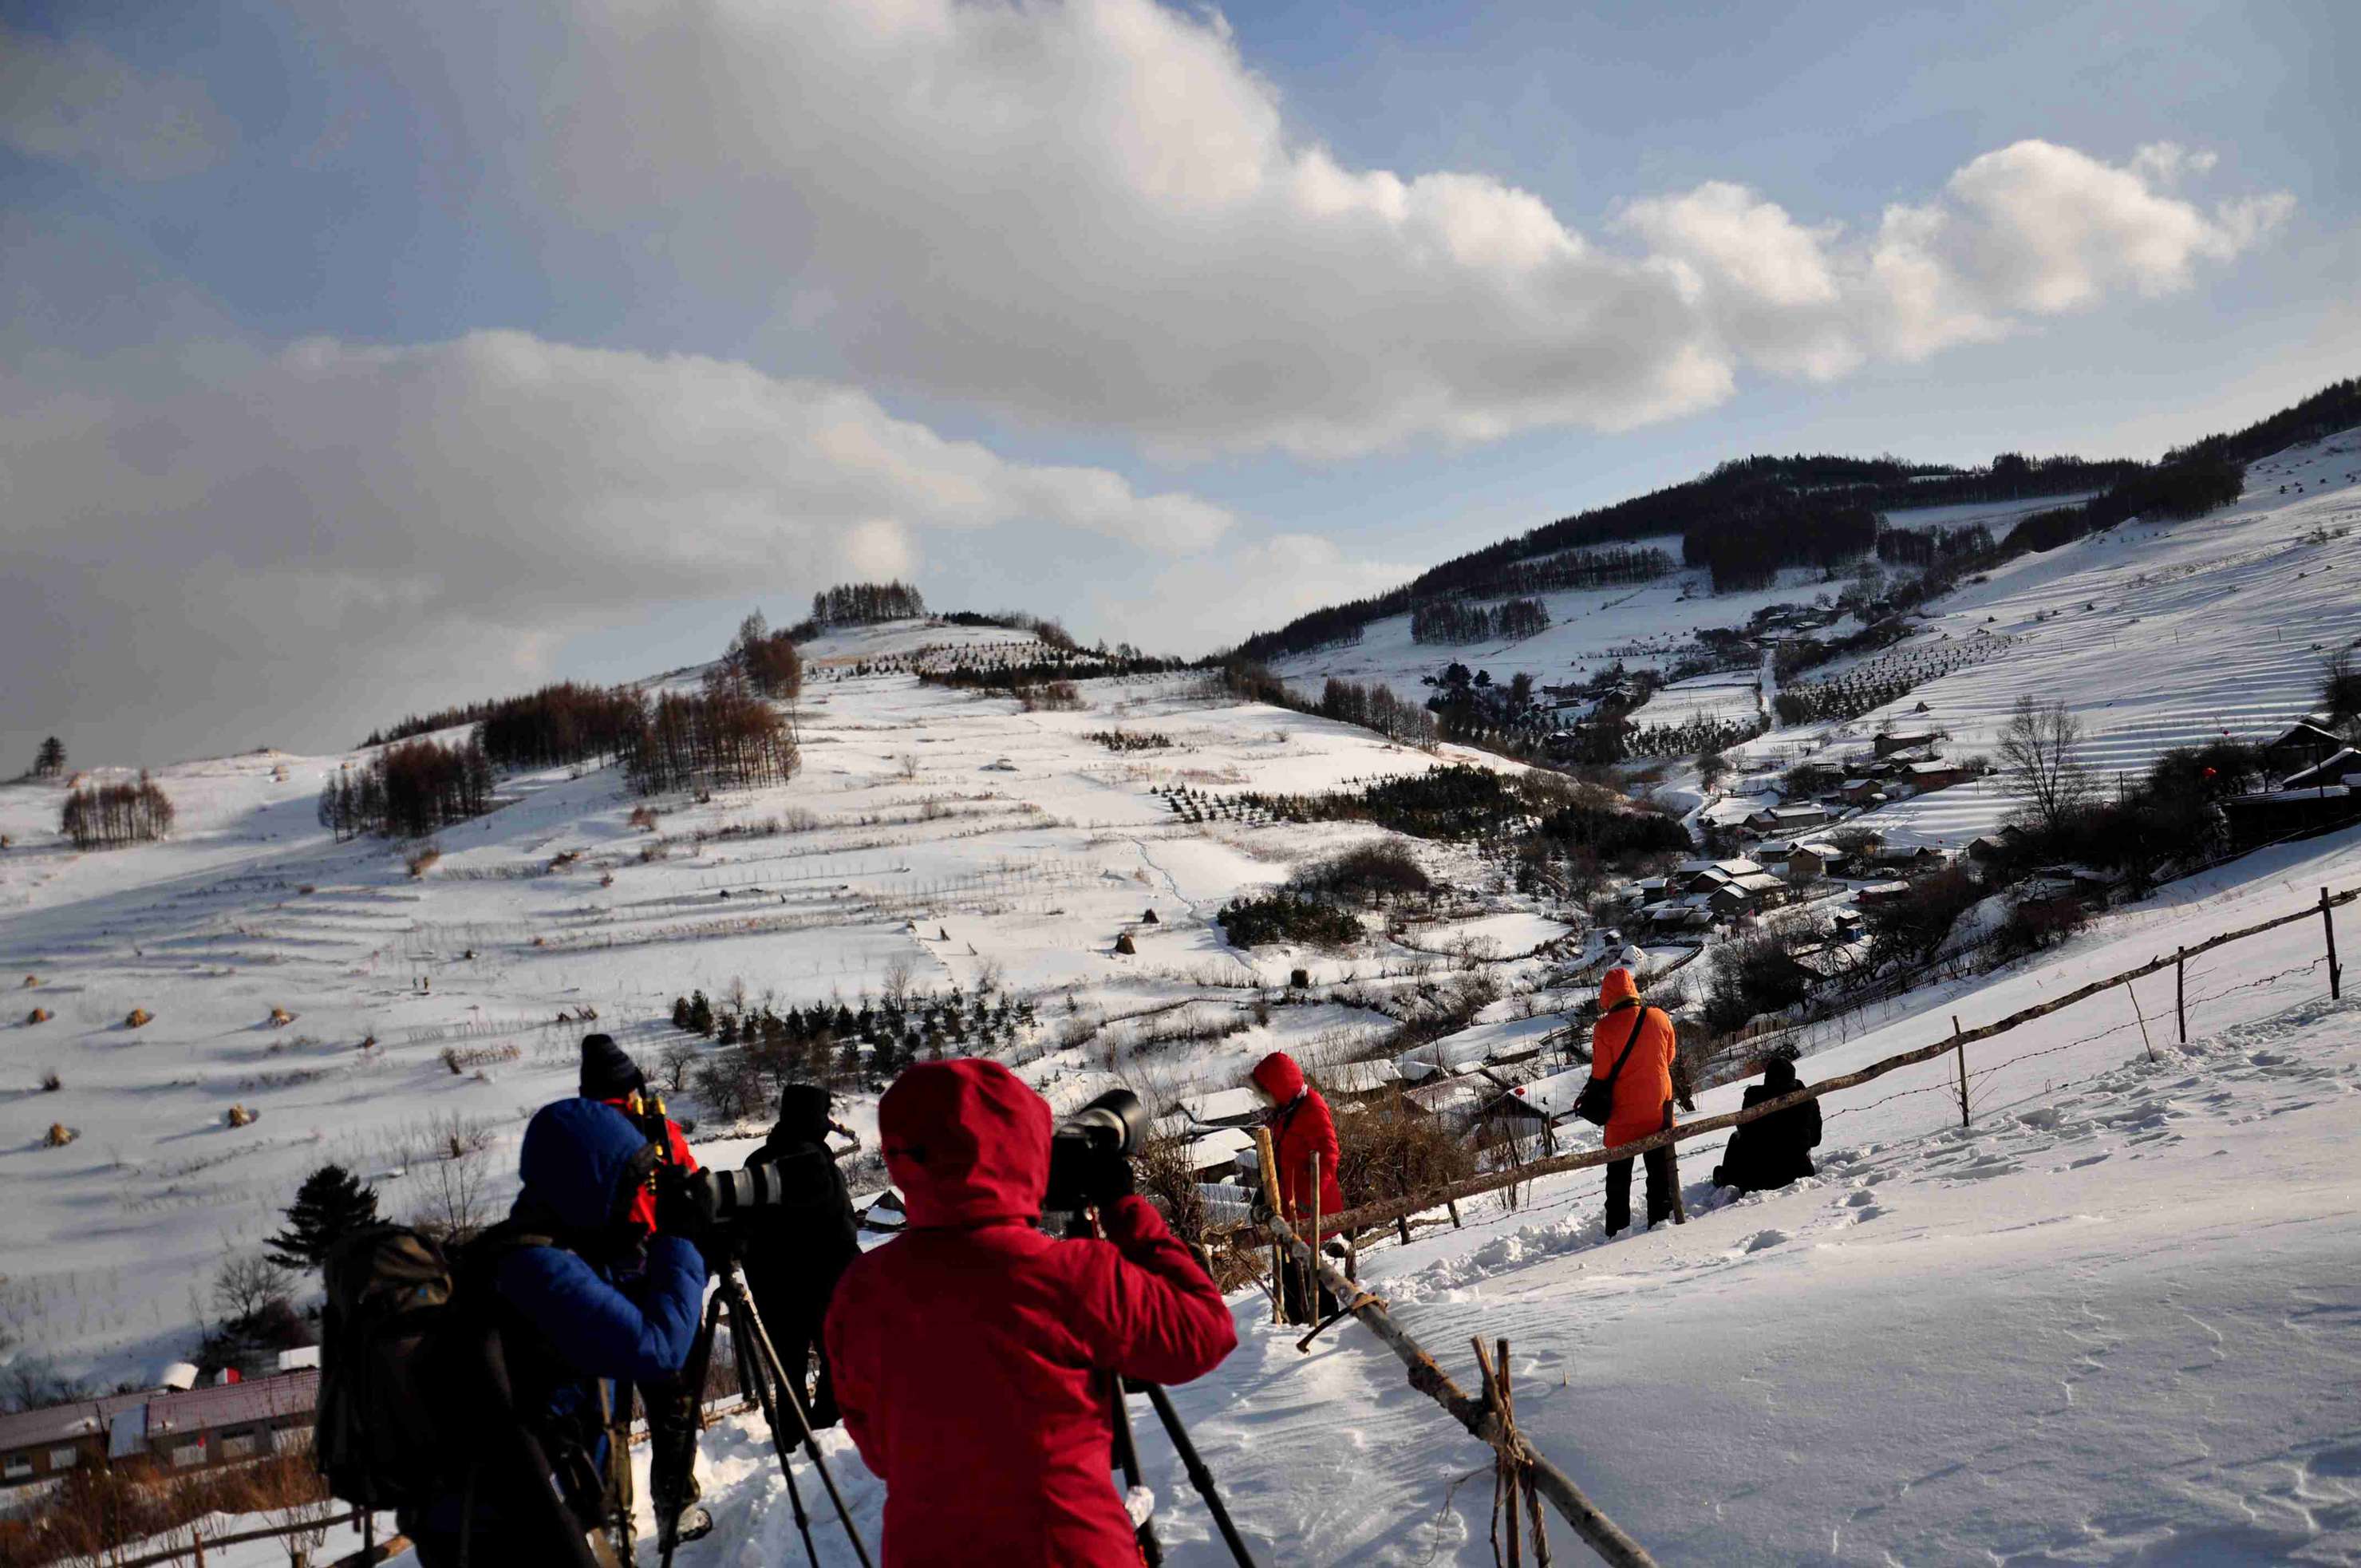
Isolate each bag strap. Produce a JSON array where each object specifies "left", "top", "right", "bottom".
[{"left": 1597, "top": 1005, "right": 1652, "bottom": 1091}]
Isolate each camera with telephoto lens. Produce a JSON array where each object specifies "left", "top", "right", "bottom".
[
  {"left": 1042, "top": 1088, "right": 1148, "bottom": 1219},
  {"left": 676, "top": 1150, "right": 834, "bottom": 1232}
]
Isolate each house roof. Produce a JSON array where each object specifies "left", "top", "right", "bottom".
[
  {"left": 2264, "top": 721, "right": 2343, "bottom": 749},
  {"left": 1319, "top": 1058, "right": 1404, "bottom": 1095},
  {"left": 1906, "top": 760, "right": 1960, "bottom": 776},
  {"left": 1731, "top": 872, "right": 1788, "bottom": 894},
  {"left": 1484, "top": 1066, "right": 1597, "bottom": 1122},
  {"left": 2283, "top": 748, "right": 2361, "bottom": 789},
  {"left": 1179, "top": 1086, "right": 1265, "bottom": 1127}
]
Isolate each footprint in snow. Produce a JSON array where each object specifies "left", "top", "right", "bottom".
[{"left": 1742, "top": 1230, "right": 1788, "bottom": 1254}]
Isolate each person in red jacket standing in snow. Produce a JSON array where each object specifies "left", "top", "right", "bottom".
[
  {"left": 1250, "top": 1051, "right": 1345, "bottom": 1324},
  {"left": 825, "top": 1059, "right": 1236, "bottom": 1566}
]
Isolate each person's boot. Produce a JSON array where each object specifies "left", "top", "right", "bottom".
[{"left": 665, "top": 1501, "right": 713, "bottom": 1545}]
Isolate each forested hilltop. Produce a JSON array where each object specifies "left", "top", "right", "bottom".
[{"left": 1237, "top": 377, "right": 2361, "bottom": 661}]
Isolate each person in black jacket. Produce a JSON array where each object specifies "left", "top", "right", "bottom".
[
  {"left": 1711, "top": 1056, "right": 1822, "bottom": 1194},
  {"left": 738, "top": 1084, "right": 861, "bottom": 1428}
]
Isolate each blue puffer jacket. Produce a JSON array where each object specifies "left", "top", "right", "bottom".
[
  {"left": 407, "top": 1100, "right": 705, "bottom": 1549},
  {"left": 499, "top": 1098, "right": 708, "bottom": 1393}
]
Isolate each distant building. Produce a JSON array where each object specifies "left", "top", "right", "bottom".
[
  {"left": 0, "top": 1371, "right": 318, "bottom": 1488},
  {"left": 2260, "top": 720, "right": 2345, "bottom": 780},
  {"left": 1873, "top": 730, "right": 1938, "bottom": 758}
]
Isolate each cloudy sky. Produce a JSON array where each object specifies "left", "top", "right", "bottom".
[{"left": 3, "top": 0, "right": 2354, "bottom": 767}]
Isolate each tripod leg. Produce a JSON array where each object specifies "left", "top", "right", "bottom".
[
  {"left": 1144, "top": 1384, "right": 1257, "bottom": 1568},
  {"left": 1106, "top": 1374, "right": 1163, "bottom": 1566},
  {"left": 724, "top": 1264, "right": 877, "bottom": 1568},
  {"left": 659, "top": 1291, "right": 728, "bottom": 1568},
  {"left": 732, "top": 1291, "right": 822, "bottom": 1568}
]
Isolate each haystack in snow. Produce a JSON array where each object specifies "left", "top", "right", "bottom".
[
  {"left": 44, "top": 1123, "right": 76, "bottom": 1147},
  {"left": 26, "top": 1007, "right": 51, "bottom": 1025},
  {"left": 225, "top": 1104, "right": 256, "bottom": 1128},
  {"left": 1115, "top": 932, "right": 1137, "bottom": 955},
  {"left": 268, "top": 1007, "right": 295, "bottom": 1027},
  {"left": 125, "top": 1007, "right": 153, "bottom": 1029}
]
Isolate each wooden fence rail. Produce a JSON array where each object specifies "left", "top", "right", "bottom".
[{"left": 1318, "top": 882, "right": 2355, "bottom": 1258}]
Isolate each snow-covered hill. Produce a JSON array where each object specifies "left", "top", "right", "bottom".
[
  {"left": 1755, "top": 429, "right": 2361, "bottom": 846},
  {"left": 0, "top": 622, "right": 1558, "bottom": 1391},
  {"left": 600, "top": 825, "right": 2361, "bottom": 1566}
]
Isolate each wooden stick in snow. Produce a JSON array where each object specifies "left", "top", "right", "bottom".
[{"left": 1261, "top": 1210, "right": 1656, "bottom": 1568}]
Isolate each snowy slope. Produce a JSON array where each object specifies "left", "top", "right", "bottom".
[
  {"left": 0, "top": 622, "right": 1556, "bottom": 1390},
  {"left": 590, "top": 825, "right": 2361, "bottom": 1566},
  {"left": 1749, "top": 429, "right": 2361, "bottom": 846}
]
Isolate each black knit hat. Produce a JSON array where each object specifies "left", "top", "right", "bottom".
[{"left": 578, "top": 1033, "right": 645, "bottom": 1100}]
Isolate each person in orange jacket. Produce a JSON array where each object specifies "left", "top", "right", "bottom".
[
  {"left": 1250, "top": 1050, "right": 1344, "bottom": 1322},
  {"left": 1587, "top": 959, "right": 1679, "bottom": 1236}
]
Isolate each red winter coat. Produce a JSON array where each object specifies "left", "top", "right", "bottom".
[
  {"left": 1251, "top": 1053, "right": 1345, "bottom": 1227},
  {"left": 824, "top": 1060, "right": 1236, "bottom": 1566},
  {"left": 1588, "top": 969, "right": 1677, "bottom": 1149},
  {"left": 596, "top": 1093, "right": 698, "bottom": 1235}
]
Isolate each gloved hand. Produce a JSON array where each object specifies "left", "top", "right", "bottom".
[{"left": 1084, "top": 1148, "right": 1135, "bottom": 1206}]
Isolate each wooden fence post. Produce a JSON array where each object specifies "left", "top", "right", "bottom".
[
  {"left": 2327, "top": 888, "right": 2343, "bottom": 1001},
  {"left": 2175, "top": 947, "right": 2187, "bottom": 1044},
  {"left": 1951, "top": 1015, "right": 1969, "bottom": 1128},
  {"left": 2128, "top": 979, "right": 2157, "bottom": 1064},
  {"left": 1252, "top": 1125, "right": 1284, "bottom": 1326}
]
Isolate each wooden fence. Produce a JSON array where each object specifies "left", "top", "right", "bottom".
[{"left": 1253, "top": 880, "right": 2352, "bottom": 1564}]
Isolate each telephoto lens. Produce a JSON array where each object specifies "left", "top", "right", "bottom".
[
  {"left": 1043, "top": 1088, "right": 1147, "bottom": 1218},
  {"left": 691, "top": 1151, "right": 825, "bottom": 1226}
]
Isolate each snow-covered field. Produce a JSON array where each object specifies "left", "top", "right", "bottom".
[
  {"left": 572, "top": 825, "right": 2361, "bottom": 1566},
  {"left": 0, "top": 628, "right": 1561, "bottom": 1390},
  {"left": 6, "top": 437, "right": 2360, "bottom": 1566},
  {"left": 1269, "top": 537, "right": 1846, "bottom": 701},
  {"left": 1753, "top": 431, "right": 2361, "bottom": 846}
]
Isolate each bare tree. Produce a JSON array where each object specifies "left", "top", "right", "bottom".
[
  {"left": 413, "top": 1142, "right": 492, "bottom": 1242},
  {"left": 1997, "top": 696, "right": 2091, "bottom": 832},
  {"left": 213, "top": 1254, "right": 294, "bottom": 1325}
]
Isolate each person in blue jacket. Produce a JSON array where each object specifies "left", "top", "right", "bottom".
[{"left": 401, "top": 1097, "right": 707, "bottom": 1568}]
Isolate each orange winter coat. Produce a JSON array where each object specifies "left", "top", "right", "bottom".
[{"left": 1588, "top": 969, "right": 1677, "bottom": 1149}]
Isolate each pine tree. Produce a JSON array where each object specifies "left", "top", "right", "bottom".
[
  {"left": 267, "top": 1163, "right": 381, "bottom": 1271},
  {"left": 34, "top": 737, "right": 65, "bottom": 778}
]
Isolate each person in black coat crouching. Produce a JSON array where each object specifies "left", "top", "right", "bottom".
[
  {"left": 1711, "top": 1056, "right": 1822, "bottom": 1195},
  {"left": 738, "top": 1084, "right": 862, "bottom": 1427}
]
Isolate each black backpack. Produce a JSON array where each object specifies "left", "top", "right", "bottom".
[{"left": 315, "top": 1222, "right": 570, "bottom": 1507}]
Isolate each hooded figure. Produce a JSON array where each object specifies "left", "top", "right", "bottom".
[
  {"left": 575, "top": 1035, "right": 706, "bottom": 1539},
  {"left": 1712, "top": 1057, "right": 1822, "bottom": 1194},
  {"left": 1250, "top": 1051, "right": 1345, "bottom": 1226},
  {"left": 825, "top": 1060, "right": 1235, "bottom": 1566},
  {"left": 399, "top": 1099, "right": 705, "bottom": 1567},
  {"left": 1589, "top": 966, "right": 1680, "bottom": 1235},
  {"left": 740, "top": 1084, "right": 860, "bottom": 1428}
]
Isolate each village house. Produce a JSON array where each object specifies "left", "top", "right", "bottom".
[
  {"left": 1873, "top": 729, "right": 1938, "bottom": 758},
  {"left": 2260, "top": 719, "right": 2347, "bottom": 780},
  {"left": 1, "top": 1369, "right": 318, "bottom": 1489},
  {"left": 1901, "top": 759, "right": 1972, "bottom": 793}
]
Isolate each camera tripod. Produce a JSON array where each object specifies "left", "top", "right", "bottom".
[{"left": 662, "top": 1252, "right": 875, "bottom": 1568}]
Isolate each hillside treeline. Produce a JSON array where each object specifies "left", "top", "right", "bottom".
[
  {"left": 2003, "top": 456, "right": 2248, "bottom": 554},
  {"left": 809, "top": 581, "right": 927, "bottom": 626},
  {"left": 1229, "top": 425, "right": 2250, "bottom": 658},
  {"left": 1410, "top": 596, "right": 1549, "bottom": 644},
  {"left": 622, "top": 686, "right": 798, "bottom": 796},
  {"left": 1683, "top": 497, "right": 1879, "bottom": 592},
  {"left": 320, "top": 738, "right": 495, "bottom": 839},
  {"left": 61, "top": 774, "right": 176, "bottom": 849}
]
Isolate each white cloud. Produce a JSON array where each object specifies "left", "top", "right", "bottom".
[
  {"left": 1624, "top": 140, "right": 2292, "bottom": 376},
  {"left": 0, "top": 24, "right": 236, "bottom": 180},
  {"left": 515, "top": 0, "right": 2291, "bottom": 457},
  {"left": 0, "top": 331, "right": 1236, "bottom": 761}
]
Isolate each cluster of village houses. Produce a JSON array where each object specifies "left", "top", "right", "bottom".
[{"left": 1153, "top": 716, "right": 2361, "bottom": 1190}]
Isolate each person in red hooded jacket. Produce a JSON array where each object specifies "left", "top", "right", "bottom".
[
  {"left": 1249, "top": 1051, "right": 1345, "bottom": 1324},
  {"left": 824, "top": 1059, "right": 1236, "bottom": 1566}
]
